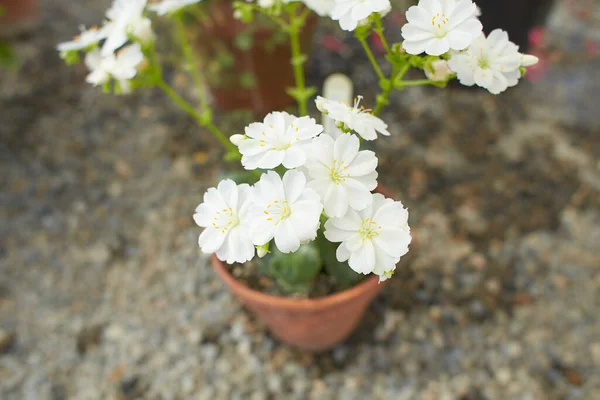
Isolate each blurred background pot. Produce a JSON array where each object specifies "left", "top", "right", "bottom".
[
  {"left": 476, "top": 0, "right": 556, "bottom": 50},
  {"left": 0, "top": 0, "right": 39, "bottom": 37},
  {"left": 211, "top": 255, "right": 385, "bottom": 351},
  {"left": 188, "top": 1, "right": 317, "bottom": 116}
]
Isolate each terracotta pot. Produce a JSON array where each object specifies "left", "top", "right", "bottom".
[
  {"left": 188, "top": 1, "right": 317, "bottom": 116},
  {"left": 476, "top": 0, "right": 555, "bottom": 50},
  {"left": 211, "top": 255, "right": 385, "bottom": 351},
  {"left": 0, "top": 0, "right": 39, "bottom": 37}
]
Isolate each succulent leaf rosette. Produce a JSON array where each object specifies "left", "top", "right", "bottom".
[{"left": 58, "top": 0, "right": 540, "bottom": 291}]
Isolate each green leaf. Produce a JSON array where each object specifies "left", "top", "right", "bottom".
[
  {"left": 316, "top": 230, "right": 365, "bottom": 289},
  {"left": 261, "top": 241, "right": 323, "bottom": 295}
]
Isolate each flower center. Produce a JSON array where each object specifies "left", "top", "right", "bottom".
[
  {"left": 478, "top": 56, "right": 490, "bottom": 69},
  {"left": 431, "top": 13, "right": 450, "bottom": 36},
  {"left": 358, "top": 218, "right": 381, "bottom": 241},
  {"left": 352, "top": 95, "right": 372, "bottom": 115},
  {"left": 263, "top": 200, "right": 291, "bottom": 226},
  {"left": 212, "top": 207, "right": 239, "bottom": 234},
  {"left": 329, "top": 159, "right": 350, "bottom": 185}
]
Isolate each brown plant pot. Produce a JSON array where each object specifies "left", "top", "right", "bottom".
[
  {"left": 0, "top": 0, "right": 39, "bottom": 37},
  {"left": 189, "top": 2, "right": 317, "bottom": 116},
  {"left": 211, "top": 255, "right": 386, "bottom": 351}
]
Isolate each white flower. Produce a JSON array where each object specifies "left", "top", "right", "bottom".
[
  {"left": 84, "top": 43, "right": 145, "bottom": 93},
  {"left": 57, "top": 25, "right": 108, "bottom": 53},
  {"left": 305, "top": 134, "right": 378, "bottom": 217},
  {"left": 520, "top": 54, "right": 539, "bottom": 67},
  {"left": 237, "top": 112, "right": 324, "bottom": 170},
  {"left": 148, "top": 0, "right": 202, "bottom": 16},
  {"left": 401, "top": 0, "right": 482, "bottom": 56},
  {"left": 248, "top": 170, "right": 323, "bottom": 254},
  {"left": 324, "top": 193, "right": 411, "bottom": 282},
  {"left": 85, "top": 50, "right": 111, "bottom": 87},
  {"left": 316, "top": 95, "right": 390, "bottom": 141},
  {"left": 447, "top": 29, "right": 522, "bottom": 94},
  {"left": 194, "top": 180, "right": 255, "bottom": 264},
  {"left": 299, "top": 0, "right": 335, "bottom": 17},
  {"left": 102, "top": 0, "right": 154, "bottom": 56},
  {"left": 424, "top": 59, "right": 452, "bottom": 81},
  {"left": 331, "top": 0, "right": 391, "bottom": 31}
]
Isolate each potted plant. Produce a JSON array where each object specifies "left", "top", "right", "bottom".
[
  {"left": 0, "top": 0, "right": 39, "bottom": 37},
  {"left": 184, "top": 0, "right": 317, "bottom": 116},
  {"left": 57, "top": 0, "right": 540, "bottom": 351}
]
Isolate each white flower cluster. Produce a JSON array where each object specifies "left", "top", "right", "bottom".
[
  {"left": 195, "top": 97, "right": 411, "bottom": 282},
  {"left": 250, "top": 0, "right": 389, "bottom": 30},
  {"left": 56, "top": 0, "right": 201, "bottom": 92},
  {"left": 400, "top": 0, "right": 539, "bottom": 94}
]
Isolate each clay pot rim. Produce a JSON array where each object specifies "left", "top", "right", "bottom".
[{"left": 211, "top": 254, "right": 382, "bottom": 312}]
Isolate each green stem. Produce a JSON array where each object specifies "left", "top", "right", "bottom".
[
  {"left": 373, "top": 14, "right": 391, "bottom": 57},
  {"left": 373, "top": 63, "right": 408, "bottom": 116},
  {"left": 288, "top": 7, "right": 308, "bottom": 115},
  {"left": 157, "top": 79, "right": 239, "bottom": 156},
  {"left": 395, "top": 79, "right": 437, "bottom": 88},
  {"left": 175, "top": 13, "right": 209, "bottom": 110},
  {"left": 357, "top": 33, "right": 385, "bottom": 82}
]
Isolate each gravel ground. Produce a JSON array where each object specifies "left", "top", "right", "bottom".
[{"left": 1, "top": 1, "right": 600, "bottom": 399}]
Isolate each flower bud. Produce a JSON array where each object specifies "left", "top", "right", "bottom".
[
  {"left": 520, "top": 54, "right": 539, "bottom": 67},
  {"left": 229, "top": 134, "right": 246, "bottom": 146},
  {"left": 425, "top": 60, "right": 452, "bottom": 82},
  {"left": 256, "top": 243, "right": 270, "bottom": 258}
]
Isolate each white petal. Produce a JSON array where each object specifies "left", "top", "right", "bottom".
[
  {"left": 401, "top": 24, "right": 436, "bottom": 42},
  {"left": 253, "top": 150, "right": 286, "bottom": 170},
  {"left": 333, "top": 133, "right": 360, "bottom": 165},
  {"left": 474, "top": 68, "right": 494, "bottom": 90},
  {"left": 374, "top": 227, "right": 412, "bottom": 258},
  {"left": 345, "top": 178, "right": 374, "bottom": 211},
  {"left": 244, "top": 122, "right": 266, "bottom": 139},
  {"left": 198, "top": 228, "right": 226, "bottom": 254},
  {"left": 419, "top": 0, "right": 442, "bottom": 15},
  {"left": 336, "top": 243, "right": 351, "bottom": 262},
  {"left": 238, "top": 139, "right": 265, "bottom": 157},
  {"left": 324, "top": 183, "right": 349, "bottom": 218},
  {"left": 310, "top": 135, "right": 335, "bottom": 166},
  {"left": 226, "top": 226, "right": 255, "bottom": 264},
  {"left": 289, "top": 116, "right": 323, "bottom": 139},
  {"left": 348, "top": 240, "right": 376, "bottom": 274},
  {"left": 405, "top": 6, "right": 432, "bottom": 29},
  {"left": 446, "top": 30, "right": 473, "bottom": 50},
  {"left": 217, "top": 179, "right": 239, "bottom": 210},
  {"left": 282, "top": 170, "right": 307, "bottom": 203},
  {"left": 273, "top": 219, "right": 301, "bottom": 253},
  {"left": 448, "top": 0, "right": 477, "bottom": 28},
  {"left": 203, "top": 187, "right": 227, "bottom": 210},
  {"left": 254, "top": 171, "right": 284, "bottom": 203},
  {"left": 346, "top": 150, "right": 378, "bottom": 176},
  {"left": 402, "top": 38, "right": 436, "bottom": 55},
  {"left": 193, "top": 203, "right": 212, "bottom": 227},
  {"left": 282, "top": 146, "right": 307, "bottom": 169},
  {"left": 324, "top": 223, "right": 355, "bottom": 242},
  {"left": 249, "top": 216, "right": 275, "bottom": 246},
  {"left": 289, "top": 207, "right": 321, "bottom": 242},
  {"left": 328, "top": 208, "right": 363, "bottom": 231},
  {"left": 425, "top": 37, "right": 450, "bottom": 56},
  {"left": 372, "top": 200, "right": 408, "bottom": 227}
]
